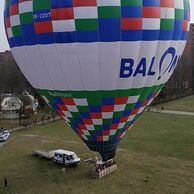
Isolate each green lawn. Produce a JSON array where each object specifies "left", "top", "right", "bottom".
[
  {"left": 1, "top": 112, "right": 194, "bottom": 194},
  {"left": 152, "top": 95, "right": 194, "bottom": 112}
]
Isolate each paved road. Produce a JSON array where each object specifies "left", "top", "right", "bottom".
[{"left": 151, "top": 109, "right": 194, "bottom": 116}]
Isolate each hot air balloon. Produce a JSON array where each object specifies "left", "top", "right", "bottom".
[{"left": 4, "top": 0, "right": 190, "bottom": 161}]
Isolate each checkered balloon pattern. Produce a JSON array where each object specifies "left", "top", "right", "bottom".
[
  {"left": 5, "top": 0, "right": 190, "bottom": 47},
  {"left": 4, "top": 0, "right": 190, "bottom": 159},
  {"left": 39, "top": 86, "right": 162, "bottom": 144}
]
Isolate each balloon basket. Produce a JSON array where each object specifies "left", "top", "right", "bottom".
[{"left": 91, "top": 159, "right": 117, "bottom": 179}]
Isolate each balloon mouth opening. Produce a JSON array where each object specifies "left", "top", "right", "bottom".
[
  {"left": 86, "top": 142, "right": 117, "bottom": 162},
  {"left": 99, "top": 150, "right": 117, "bottom": 162}
]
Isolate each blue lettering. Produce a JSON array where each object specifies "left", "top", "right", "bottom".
[
  {"left": 168, "top": 55, "right": 180, "bottom": 73},
  {"left": 148, "top": 57, "right": 156, "bottom": 76},
  {"left": 120, "top": 59, "right": 134, "bottom": 78},
  {"left": 120, "top": 47, "right": 178, "bottom": 79},
  {"left": 159, "top": 47, "right": 176, "bottom": 75},
  {"left": 133, "top": 58, "right": 146, "bottom": 77}
]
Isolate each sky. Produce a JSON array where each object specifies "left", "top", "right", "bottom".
[{"left": 0, "top": 1, "right": 194, "bottom": 52}]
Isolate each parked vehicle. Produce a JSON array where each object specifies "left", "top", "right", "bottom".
[
  {"left": 0, "top": 131, "right": 10, "bottom": 142},
  {"left": 53, "top": 149, "right": 80, "bottom": 166}
]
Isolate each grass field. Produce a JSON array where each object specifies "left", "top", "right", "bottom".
[
  {"left": 1, "top": 111, "right": 194, "bottom": 194},
  {"left": 153, "top": 95, "right": 194, "bottom": 112}
]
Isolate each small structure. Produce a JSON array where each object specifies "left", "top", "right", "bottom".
[
  {"left": 0, "top": 92, "right": 38, "bottom": 119},
  {"left": 92, "top": 159, "right": 117, "bottom": 179},
  {"left": 1, "top": 96, "right": 22, "bottom": 119}
]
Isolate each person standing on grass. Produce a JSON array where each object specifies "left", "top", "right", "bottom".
[{"left": 4, "top": 177, "right": 8, "bottom": 190}]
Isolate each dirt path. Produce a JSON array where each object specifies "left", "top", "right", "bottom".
[{"left": 150, "top": 109, "right": 194, "bottom": 116}]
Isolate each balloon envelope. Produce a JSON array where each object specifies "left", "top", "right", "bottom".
[{"left": 4, "top": 0, "right": 190, "bottom": 161}]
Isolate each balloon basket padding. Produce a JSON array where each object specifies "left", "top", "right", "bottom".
[{"left": 91, "top": 159, "right": 117, "bottom": 179}]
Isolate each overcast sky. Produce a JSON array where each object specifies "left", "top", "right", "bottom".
[{"left": 0, "top": 1, "right": 194, "bottom": 51}]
